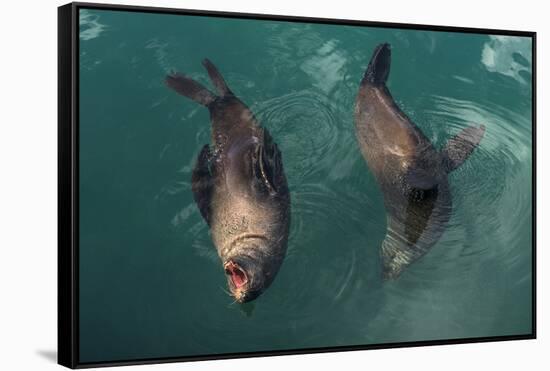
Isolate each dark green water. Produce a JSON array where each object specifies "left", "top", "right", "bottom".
[{"left": 78, "top": 9, "right": 533, "bottom": 363}]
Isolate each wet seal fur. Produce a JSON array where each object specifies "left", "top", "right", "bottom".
[
  {"left": 166, "top": 59, "right": 290, "bottom": 302},
  {"left": 354, "top": 43, "right": 485, "bottom": 279}
]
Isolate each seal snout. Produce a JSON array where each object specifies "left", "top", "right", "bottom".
[{"left": 224, "top": 260, "right": 248, "bottom": 289}]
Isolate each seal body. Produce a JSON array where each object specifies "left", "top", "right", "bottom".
[
  {"left": 166, "top": 59, "right": 290, "bottom": 302},
  {"left": 355, "top": 44, "right": 485, "bottom": 279}
]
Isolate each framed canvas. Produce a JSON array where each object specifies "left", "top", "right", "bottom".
[{"left": 58, "top": 2, "right": 536, "bottom": 368}]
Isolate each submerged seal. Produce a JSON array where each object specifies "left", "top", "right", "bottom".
[
  {"left": 354, "top": 43, "right": 485, "bottom": 279},
  {"left": 166, "top": 59, "right": 290, "bottom": 302}
]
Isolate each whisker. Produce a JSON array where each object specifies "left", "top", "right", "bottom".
[
  {"left": 218, "top": 285, "right": 233, "bottom": 297},
  {"left": 219, "top": 285, "right": 240, "bottom": 307}
]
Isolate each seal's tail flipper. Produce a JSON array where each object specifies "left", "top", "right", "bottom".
[
  {"left": 441, "top": 124, "right": 486, "bottom": 172},
  {"left": 202, "top": 59, "right": 233, "bottom": 96},
  {"left": 362, "top": 43, "right": 391, "bottom": 86},
  {"left": 165, "top": 72, "right": 216, "bottom": 106}
]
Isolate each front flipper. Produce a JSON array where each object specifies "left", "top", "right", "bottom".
[
  {"left": 441, "top": 124, "right": 486, "bottom": 172},
  {"left": 192, "top": 144, "right": 214, "bottom": 225},
  {"left": 253, "top": 129, "right": 285, "bottom": 196}
]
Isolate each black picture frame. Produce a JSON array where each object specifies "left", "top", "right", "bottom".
[{"left": 58, "top": 2, "right": 537, "bottom": 368}]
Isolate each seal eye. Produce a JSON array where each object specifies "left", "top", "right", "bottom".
[{"left": 224, "top": 261, "right": 248, "bottom": 288}]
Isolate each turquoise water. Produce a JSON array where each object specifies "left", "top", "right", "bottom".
[{"left": 78, "top": 8, "right": 533, "bottom": 363}]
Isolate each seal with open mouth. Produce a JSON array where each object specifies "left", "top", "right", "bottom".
[
  {"left": 166, "top": 59, "right": 290, "bottom": 302},
  {"left": 354, "top": 43, "right": 485, "bottom": 279}
]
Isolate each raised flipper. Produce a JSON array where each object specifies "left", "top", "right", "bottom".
[
  {"left": 202, "top": 58, "right": 233, "bottom": 96},
  {"left": 362, "top": 43, "right": 391, "bottom": 86},
  {"left": 442, "top": 124, "right": 486, "bottom": 172},
  {"left": 165, "top": 72, "right": 216, "bottom": 106},
  {"left": 253, "top": 129, "right": 285, "bottom": 197},
  {"left": 191, "top": 144, "right": 214, "bottom": 225}
]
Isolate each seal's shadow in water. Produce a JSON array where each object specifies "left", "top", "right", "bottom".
[{"left": 238, "top": 301, "right": 256, "bottom": 317}]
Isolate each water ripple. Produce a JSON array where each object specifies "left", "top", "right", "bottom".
[
  {"left": 253, "top": 90, "right": 347, "bottom": 182},
  {"left": 419, "top": 94, "right": 532, "bottom": 272},
  {"left": 482, "top": 35, "right": 532, "bottom": 84},
  {"left": 79, "top": 9, "right": 107, "bottom": 41}
]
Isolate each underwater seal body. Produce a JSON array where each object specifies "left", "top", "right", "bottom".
[
  {"left": 354, "top": 43, "right": 485, "bottom": 279},
  {"left": 166, "top": 59, "right": 290, "bottom": 302}
]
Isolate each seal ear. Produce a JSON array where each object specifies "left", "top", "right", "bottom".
[
  {"left": 191, "top": 144, "right": 214, "bottom": 225},
  {"left": 165, "top": 72, "right": 216, "bottom": 106},
  {"left": 441, "top": 124, "right": 486, "bottom": 172}
]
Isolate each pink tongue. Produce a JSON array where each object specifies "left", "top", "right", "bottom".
[{"left": 231, "top": 269, "right": 246, "bottom": 288}]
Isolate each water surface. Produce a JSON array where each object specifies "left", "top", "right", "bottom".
[{"left": 78, "top": 9, "right": 533, "bottom": 363}]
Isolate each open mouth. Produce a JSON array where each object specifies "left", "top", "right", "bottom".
[{"left": 224, "top": 261, "right": 248, "bottom": 289}]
